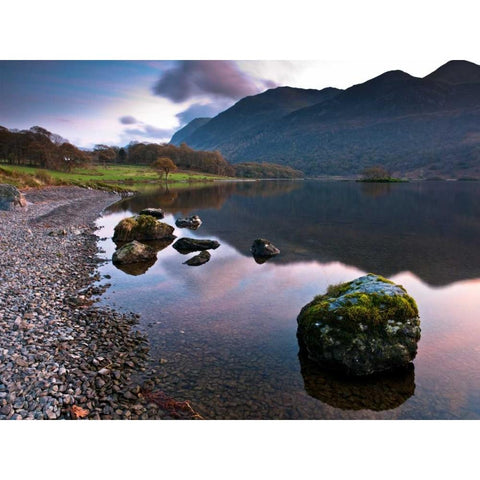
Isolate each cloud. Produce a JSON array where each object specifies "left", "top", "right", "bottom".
[
  {"left": 175, "top": 101, "right": 232, "bottom": 125},
  {"left": 152, "top": 60, "right": 277, "bottom": 103},
  {"left": 119, "top": 115, "right": 138, "bottom": 125},
  {"left": 124, "top": 124, "right": 175, "bottom": 140}
]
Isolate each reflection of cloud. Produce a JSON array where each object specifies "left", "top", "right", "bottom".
[
  {"left": 152, "top": 60, "right": 276, "bottom": 103},
  {"left": 119, "top": 115, "right": 138, "bottom": 125}
]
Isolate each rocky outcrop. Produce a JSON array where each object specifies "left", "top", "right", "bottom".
[
  {"left": 139, "top": 208, "right": 165, "bottom": 219},
  {"left": 297, "top": 274, "right": 421, "bottom": 376},
  {"left": 172, "top": 237, "right": 220, "bottom": 254},
  {"left": 113, "top": 215, "right": 175, "bottom": 243},
  {"left": 112, "top": 240, "right": 157, "bottom": 265},
  {"left": 0, "top": 184, "right": 27, "bottom": 210},
  {"left": 250, "top": 238, "right": 280, "bottom": 258},
  {"left": 183, "top": 250, "right": 211, "bottom": 266},
  {"left": 175, "top": 215, "right": 202, "bottom": 229}
]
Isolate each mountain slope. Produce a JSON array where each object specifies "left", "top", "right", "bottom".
[
  {"left": 170, "top": 60, "right": 480, "bottom": 177},
  {"left": 170, "top": 117, "right": 211, "bottom": 145},
  {"left": 170, "top": 86, "right": 342, "bottom": 155}
]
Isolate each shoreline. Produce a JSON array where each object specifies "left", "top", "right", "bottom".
[{"left": 0, "top": 186, "right": 201, "bottom": 419}]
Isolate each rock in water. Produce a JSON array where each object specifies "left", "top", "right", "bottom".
[
  {"left": 175, "top": 215, "right": 202, "bottom": 229},
  {"left": 250, "top": 238, "right": 280, "bottom": 258},
  {"left": 0, "top": 184, "right": 27, "bottom": 210},
  {"left": 172, "top": 237, "right": 220, "bottom": 254},
  {"left": 113, "top": 215, "right": 175, "bottom": 243},
  {"left": 183, "top": 250, "right": 211, "bottom": 266},
  {"left": 112, "top": 240, "right": 157, "bottom": 265},
  {"left": 297, "top": 274, "right": 421, "bottom": 376},
  {"left": 139, "top": 208, "right": 165, "bottom": 219}
]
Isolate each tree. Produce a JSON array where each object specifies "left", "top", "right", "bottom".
[
  {"left": 94, "top": 144, "right": 116, "bottom": 167},
  {"left": 151, "top": 157, "right": 177, "bottom": 182},
  {"left": 361, "top": 165, "right": 390, "bottom": 180}
]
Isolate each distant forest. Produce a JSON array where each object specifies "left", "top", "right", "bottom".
[{"left": 0, "top": 126, "right": 304, "bottom": 179}]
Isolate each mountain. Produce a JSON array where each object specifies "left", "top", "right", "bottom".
[
  {"left": 170, "top": 117, "right": 211, "bottom": 145},
  {"left": 170, "top": 86, "right": 342, "bottom": 157},
  {"left": 425, "top": 60, "right": 480, "bottom": 84},
  {"left": 169, "top": 60, "right": 480, "bottom": 178}
]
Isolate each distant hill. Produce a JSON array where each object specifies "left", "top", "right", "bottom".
[{"left": 170, "top": 60, "right": 480, "bottom": 178}]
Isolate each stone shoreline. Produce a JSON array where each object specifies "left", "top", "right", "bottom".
[{"left": 0, "top": 186, "right": 201, "bottom": 419}]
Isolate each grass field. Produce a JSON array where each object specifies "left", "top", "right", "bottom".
[{"left": 0, "top": 164, "right": 233, "bottom": 192}]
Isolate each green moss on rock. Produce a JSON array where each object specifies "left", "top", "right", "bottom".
[
  {"left": 297, "top": 273, "right": 421, "bottom": 376},
  {"left": 113, "top": 214, "right": 175, "bottom": 243}
]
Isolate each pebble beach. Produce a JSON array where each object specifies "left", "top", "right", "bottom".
[{"left": 0, "top": 186, "right": 201, "bottom": 420}]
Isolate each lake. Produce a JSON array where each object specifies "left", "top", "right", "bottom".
[{"left": 95, "top": 180, "right": 480, "bottom": 419}]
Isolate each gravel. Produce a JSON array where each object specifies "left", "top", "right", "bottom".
[{"left": 0, "top": 186, "right": 201, "bottom": 420}]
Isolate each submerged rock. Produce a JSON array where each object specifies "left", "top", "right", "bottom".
[
  {"left": 175, "top": 215, "right": 202, "bottom": 229},
  {"left": 297, "top": 273, "right": 421, "bottom": 376},
  {"left": 0, "top": 184, "right": 27, "bottom": 210},
  {"left": 183, "top": 250, "right": 211, "bottom": 266},
  {"left": 250, "top": 238, "right": 280, "bottom": 258},
  {"left": 172, "top": 237, "right": 220, "bottom": 254},
  {"left": 139, "top": 208, "right": 165, "bottom": 219},
  {"left": 113, "top": 215, "right": 175, "bottom": 243},
  {"left": 112, "top": 240, "right": 157, "bottom": 265}
]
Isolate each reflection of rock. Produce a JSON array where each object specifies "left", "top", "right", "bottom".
[
  {"left": 250, "top": 238, "right": 280, "bottom": 258},
  {"left": 183, "top": 250, "right": 211, "bottom": 266},
  {"left": 175, "top": 215, "right": 202, "bottom": 229},
  {"left": 172, "top": 237, "right": 220, "bottom": 254},
  {"left": 0, "top": 184, "right": 27, "bottom": 210},
  {"left": 113, "top": 258, "right": 157, "bottom": 276},
  {"left": 139, "top": 208, "right": 165, "bottom": 219},
  {"left": 297, "top": 274, "right": 421, "bottom": 376},
  {"left": 112, "top": 240, "right": 157, "bottom": 265},
  {"left": 252, "top": 255, "right": 272, "bottom": 265},
  {"left": 299, "top": 350, "right": 415, "bottom": 411},
  {"left": 113, "top": 215, "right": 175, "bottom": 243}
]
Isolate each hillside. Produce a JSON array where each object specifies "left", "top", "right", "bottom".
[{"left": 170, "top": 60, "right": 480, "bottom": 178}]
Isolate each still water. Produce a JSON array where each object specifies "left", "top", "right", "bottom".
[{"left": 95, "top": 180, "right": 480, "bottom": 419}]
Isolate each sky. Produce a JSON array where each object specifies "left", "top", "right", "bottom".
[{"left": 2, "top": 57, "right": 477, "bottom": 149}]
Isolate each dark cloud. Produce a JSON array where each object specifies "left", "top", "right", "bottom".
[
  {"left": 119, "top": 115, "right": 138, "bottom": 125},
  {"left": 124, "top": 124, "right": 174, "bottom": 139},
  {"left": 153, "top": 60, "right": 277, "bottom": 103},
  {"left": 176, "top": 101, "right": 231, "bottom": 125}
]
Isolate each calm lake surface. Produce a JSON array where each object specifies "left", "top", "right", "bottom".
[{"left": 95, "top": 180, "right": 480, "bottom": 419}]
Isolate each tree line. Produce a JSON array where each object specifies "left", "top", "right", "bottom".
[
  {"left": 0, "top": 125, "right": 90, "bottom": 171},
  {"left": 0, "top": 125, "right": 235, "bottom": 176}
]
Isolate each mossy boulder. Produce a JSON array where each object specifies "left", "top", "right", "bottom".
[
  {"left": 112, "top": 240, "right": 157, "bottom": 265},
  {"left": 0, "top": 184, "right": 27, "bottom": 210},
  {"left": 297, "top": 274, "right": 421, "bottom": 376},
  {"left": 113, "top": 215, "right": 175, "bottom": 243}
]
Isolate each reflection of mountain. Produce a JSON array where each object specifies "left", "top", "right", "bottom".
[
  {"left": 198, "top": 181, "right": 480, "bottom": 286},
  {"left": 299, "top": 351, "right": 415, "bottom": 411},
  {"left": 107, "top": 180, "right": 480, "bottom": 286},
  {"left": 106, "top": 180, "right": 302, "bottom": 216}
]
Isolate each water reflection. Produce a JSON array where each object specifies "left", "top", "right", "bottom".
[
  {"left": 96, "top": 180, "right": 480, "bottom": 419},
  {"left": 107, "top": 180, "right": 480, "bottom": 286},
  {"left": 299, "top": 351, "right": 415, "bottom": 411}
]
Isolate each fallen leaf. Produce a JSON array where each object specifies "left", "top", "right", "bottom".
[{"left": 71, "top": 405, "right": 89, "bottom": 419}]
